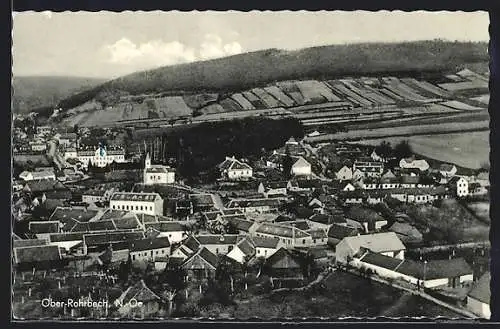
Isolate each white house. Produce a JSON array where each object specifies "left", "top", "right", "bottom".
[
  {"left": 110, "top": 192, "right": 163, "bottom": 216},
  {"left": 143, "top": 153, "right": 175, "bottom": 185},
  {"left": 252, "top": 222, "right": 314, "bottom": 248},
  {"left": 252, "top": 236, "right": 283, "bottom": 259},
  {"left": 335, "top": 232, "right": 406, "bottom": 264},
  {"left": 30, "top": 142, "right": 47, "bottom": 152},
  {"left": 19, "top": 169, "right": 56, "bottom": 181},
  {"left": 336, "top": 166, "right": 353, "bottom": 181},
  {"left": 63, "top": 148, "right": 78, "bottom": 160},
  {"left": 257, "top": 181, "right": 291, "bottom": 198},
  {"left": 467, "top": 272, "right": 491, "bottom": 319},
  {"left": 370, "top": 149, "right": 382, "bottom": 162},
  {"left": 129, "top": 237, "right": 171, "bottom": 262},
  {"left": 77, "top": 144, "right": 126, "bottom": 169},
  {"left": 144, "top": 221, "right": 187, "bottom": 244},
  {"left": 399, "top": 158, "right": 430, "bottom": 172},
  {"left": 291, "top": 156, "right": 312, "bottom": 176},
  {"left": 449, "top": 176, "right": 469, "bottom": 197},
  {"left": 226, "top": 237, "right": 256, "bottom": 264},
  {"left": 218, "top": 156, "right": 253, "bottom": 181},
  {"left": 439, "top": 164, "right": 458, "bottom": 178}
]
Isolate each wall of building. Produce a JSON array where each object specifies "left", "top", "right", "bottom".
[
  {"left": 157, "top": 231, "right": 185, "bottom": 244},
  {"left": 110, "top": 200, "right": 162, "bottom": 216},
  {"left": 467, "top": 297, "right": 491, "bottom": 319},
  {"left": 227, "top": 168, "right": 253, "bottom": 180},
  {"left": 130, "top": 246, "right": 170, "bottom": 262}
]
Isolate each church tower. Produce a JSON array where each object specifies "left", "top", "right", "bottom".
[{"left": 145, "top": 152, "right": 151, "bottom": 169}]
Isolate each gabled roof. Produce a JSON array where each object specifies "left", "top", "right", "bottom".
[
  {"left": 49, "top": 207, "right": 99, "bottom": 223},
  {"left": 226, "top": 198, "right": 282, "bottom": 209},
  {"left": 265, "top": 248, "right": 301, "bottom": 270},
  {"left": 182, "top": 247, "right": 218, "bottom": 270},
  {"left": 261, "top": 181, "right": 289, "bottom": 190},
  {"left": 219, "top": 157, "right": 252, "bottom": 171},
  {"left": 116, "top": 280, "right": 162, "bottom": 305},
  {"left": 183, "top": 235, "right": 201, "bottom": 252},
  {"left": 236, "top": 238, "right": 256, "bottom": 257},
  {"left": 250, "top": 236, "right": 281, "bottom": 249},
  {"left": 129, "top": 237, "right": 170, "bottom": 252},
  {"left": 13, "top": 245, "right": 62, "bottom": 264},
  {"left": 24, "top": 179, "right": 68, "bottom": 193},
  {"left": 226, "top": 217, "right": 256, "bottom": 232},
  {"left": 308, "top": 229, "right": 327, "bottom": 239},
  {"left": 110, "top": 192, "right": 161, "bottom": 202},
  {"left": 396, "top": 257, "right": 473, "bottom": 280},
  {"left": 358, "top": 251, "right": 404, "bottom": 270},
  {"left": 468, "top": 271, "right": 490, "bottom": 304},
  {"left": 449, "top": 176, "right": 467, "bottom": 185},
  {"left": 341, "top": 232, "right": 406, "bottom": 253},
  {"left": 328, "top": 224, "right": 359, "bottom": 240},
  {"left": 292, "top": 156, "right": 311, "bottom": 168},
  {"left": 83, "top": 231, "right": 145, "bottom": 246},
  {"left": 144, "top": 221, "right": 186, "bottom": 232},
  {"left": 439, "top": 163, "right": 456, "bottom": 172},
  {"left": 49, "top": 232, "right": 86, "bottom": 242},
  {"left": 196, "top": 234, "right": 243, "bottom": 245}
]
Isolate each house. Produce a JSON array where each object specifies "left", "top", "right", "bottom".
[
  {"left": 30, "top": 142, "right": 47, "bottom": 152},
  {"left": 341, "top": 182, "right": 356, "bottom": 192},
  {"left": 346, "top": 206, "right": 388, "bottom": 232},
  {"left": 253, "top": 222, "right": 313, "bottom": 248},
  {"left": 285, "top": 136, "right": 299, "bottom": 146},
  {"left": 352, "top": 169, "right": 365, "bottom": 182},
  {"left": 467, "top": 272, "right": 491, "bottom": 319},
  {"left": 195, "top": 234, "right": 243, "bottom": 255},
  {"left": 47, "top": 232, "right": 85, "bottom": 254},
  {"left": 327, "top": 224, "right": 359, "bottom": 246},
  {"left": 99, "top": 243, "right": 130, "bottom": 265},
  {"left": 439, "top": 164, "right": 458, "bottom": 178},
  {"left": 353, "top": 160, "right": 384, "bottom": 178},
  {"left": 468, "top": 182, "right": 488, "bottom": 197},
  {"left": 19, "top": 168, "right": 56, "bottom": 181},
  {"left": 13, "top": 245, "right": 64, "bottom": 270},
  {"left": 399, "top": 158, "right": 430, "bottom": 172},
  {"left": 218, "top": 156, "right": 253, "bottom": 181},
  {"left": 110, "top": 192, "right": 163, "bottom": 216},
  {"left": 448, "top": 176, "right": 469, "bottom": 197},
  {"left": 226, "top": 237, "right": 256, "bottom": 264},
  {"left": 175, "top": 200, "right": 194, "bottom": 216},
  {"left": 82, "top": 231, "right": 145, "bottom": 254},
  {"left": 257, "top": 181, "right": 290, "bottom": 198},
  {"left": 291, "top": 156, "right": 312, "bottom": 176},
  {"left": 129, "top": 237, "right": 171, "bottom": 263},
  {"left": 353, "top": 251, "right": 473, "bottom": 289},
  {"left": 225, "top": 216, "right": 258, "bottom": 235},
  {"left": 226, "top": 198, "right": 283, "bottom": 214},
  {"left": 252, "top": 236, "right": 283, "bottom": 259},
  {"left": 58, "top": 132, "right": 77, "bottom": 147},
  {"left": 265, "top": 248, "right": 302, "bottom": 278},
  {"left": 335, "top": 232, "right": 406, "bottom": 264},
  {"left": 114, "top": 280, "right": 162, "bottom": 318},
  {"left": 36, "top": 125, "right": 52, "bottom": 135},
  {"left": 143, "top": 153, "right": 176, "bottom": 185},
  {"left": 181, "top": 247, "right": 218, "bottom": 280},
  {"left": 340, "top": 190, "right": 365, "bottom": 205},
  {"left": 474, "top": 171, "right": 490, "bottom": 187},
  {"left": 143, "top": 222, "right": 187, "bottom": 244},
  {"left": 335, "top": 166, "right": 353, "bottom": 181},
  {"left": 76, "top": 144, "right": 126, "bottom": 169},
  {"left": 63, "top": 148, "right": 78, "bottom": 160},
  {"left": 82, "top": 188, "right": 116, "bottom": 204},
  {"left": 370, "top": 149, "right": 383, "bottom": 162},
  {"left": 190, "top": 193, "right": 217, "bottom": 212}
]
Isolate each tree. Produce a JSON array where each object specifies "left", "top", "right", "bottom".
[
  {"left": 394, "top": 140, "right": 413, "bottom": 159},
  {"left": 282, "top": 149, "right": 294, "bottom": 179},
  {"left": 375, "top": 141, "right": 392, "bottom": 160}
]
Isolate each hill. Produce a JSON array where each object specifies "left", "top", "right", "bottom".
[
  {"left": 58, "top": 40, "right": 488, "bottom": 110},
  {"left": 12, "top": 76, "right": 108, "bottom": 114}
]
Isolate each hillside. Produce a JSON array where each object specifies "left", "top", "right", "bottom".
[
  {"left": 58, "top": 40, "right": 488, "bottom": 110},
  {"left": 12, "top": 76, "right": 108, "bottom": 114}
]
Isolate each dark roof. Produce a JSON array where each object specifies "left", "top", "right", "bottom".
[
  {"left": 401, "top": 175, "right": 420, "bottom": 184},
  {"left": 183, "top": 236, "right": 201, "bottom": 252},
  {"left": 309, "top": 214, "right": 331, "bottom": 224},
  {"left": 113, "top": 216, "right": 142, "bottom": 230},
  {"left": 328, "top": 224, "right": 359, "bottom": 240},
  {"left": 118, "top": 280, "right": 161, "bottom": 304},
  {"left": 227, "top": 198, "right": 282, "bottom": 209},
  {"left": 190, "top": 194, "right": 214, "bottom": 206},
  {"left": 144, "top": 221, "right": 185, "bottom": 232},
  {"left": 256, "top": 222, "right": 309, "bottom": 238},
  {"left": 49, "top": 207, "right": 99, "bottom": 223},
  {"left": 182, "top": 247, "right": 218, "bottom": 270},
  {"left": 347, "top": 206, "right": 385, "bottom": 223},
  {"left": 261, "top": 181, "right": 289, "bottom": 190},
  {"left": 236, "top": 238, "right": 256, "bottom": 256},
  {"left": 251, "top": 236, "right": 281, "bottom": 249},
  {"left": 266, "top": 248, "right": 301, "bottom": 270},
  {"left": 49, "top": 232, "right": 86, "bottom": 242},
  {"left": 29, "top": 221, "right": 60, "bottom": 234},
  {"left": 14, "top": 245, "right": 61, "bottom": 264},
  {"left": 83, "top": 231, "right": 145, "bottom": 246},
  {"left": 24, "top": 179, "right": 68, "bottom": 193},
  {"left": 13, "top": 239, "right": 48, "bottom": 248},
  {"left": 468, "top": 272, "right": 491, "bottom": 304},
  {"left": 176, "top": 200, "right": 193, "bottom": 208},
  {"left": 227, "top": 218, "right": 255, "bottom": 232},
  {"left": 397, "top": 258, "right": 473, "bottom": 280},
  {"left": 309, "top": 229, "right": 327, "bottom": 239},
  {"left": 196, "top": 234, "right": 242, "bottom": 245},
  {"left": 100, "top": 209, "right": 130, "bottom": 220},
  {"left": 359, "top": 251, "right": 404, "bottom": 270},
  {"left": 129, "top": 237, "right": 171, "bottom": 252}
]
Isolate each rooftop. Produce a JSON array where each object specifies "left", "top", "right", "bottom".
[{"left": 110, "top": 192, "right": 161, "bottom": 202}]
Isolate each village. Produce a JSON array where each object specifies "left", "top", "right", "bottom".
[{"left": 10, "top": 120, "right": 492, "bottom": 320}]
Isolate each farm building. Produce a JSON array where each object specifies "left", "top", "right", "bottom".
[
  {"left": 335, "top": 232, "right": 405, "bottom": 264},
  {"left": 218, "top": 156, "right": 253, "bottom": 181}
]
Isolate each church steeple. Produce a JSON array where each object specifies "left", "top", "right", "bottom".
[{"left": 145, "top": 152, "right": 151, "bottom": 169}]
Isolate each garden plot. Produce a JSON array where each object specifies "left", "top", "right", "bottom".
[
  {"left": 199, "top": 103, "right": 226, "bottom": 115},
  {"left": 471, "top": 94, "right": 490, "bottom": 105},
  {"left": 220, "top": 97, "right": 244, "bottom": 112},
  {"left": 358, "top": 84, "right": 396, "bottom": 105},
  {"left": 438, "top": 80, "right": 489, "bottom": 92},
  {"left": 327, "top": 81, "right": 372, "bottom": 107},
  {"left": 64, "top": 111, "right": 92, "bottom": 127},
  {"left": 183, "top": 93, "right": 219, "bottom": 109},
  {"left": 456, "top": 68, "right": 489, "bottom": 83},
  {"left": 380, "top": 88, "right": 404, "bottom": 101},
  {"left": 440, "top": 100, "right": 484, "bottom": 111},
  {"left": 252, "top": 88, "right": 282, "bottom": 108},
  {"left": 445, "top": 74, "right": 464, "bottom": 82},
  {"left": 384, "top": 80, "right": 437, "bottom": 103},
  {"left": 153, "top": 96, "right": 193, "bottom": 117},
  {"left": 242, "top": 91, "right": 267, "bottom": 109},
  {"left": 231, "top": 93, "right": 255, "bottom": 110},
  {"left": 295, "top": 80, "right": 342, "bottom": 102},
  {"left": 276, "top": 81, "right": 307, "bottom": 105},
  {"left": 288, "top": 101, "right": 353, "bottom": 113},
  {"left": 400, "top": 78, "right": 451, "bottom": 98},
  {"left": 264, "top": 86, "right": 295, "bottom": 107}
]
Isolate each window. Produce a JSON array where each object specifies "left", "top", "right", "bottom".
[
  {"left": 156, "top": 251, "right": 159, "bottom": 254},
  {"left": 216, "top": 248, "right": 219, "bottom": 254},
  {"left": 228, "top": 246, "right": 233, "bottom": 252},
  {"left": 302, "top": 239, "right": 306, "bottom": 244},
  {"left": 257, "top": 250, "right": 260, "bottom": 254},
  {"left": 132, "top": 255, "right": 136, "bottom": 260},
  {"left": 313, "top": 239, "right": 317, "bottom": 244},
  {"left": 150, "top": 206, "right": 152, "bottom": 211},
  {"left": 141, "top": 206, "right": 143, "bottom": 211},
  {"left": 112, "top": 205, "right": 115, "bottom": 209}
]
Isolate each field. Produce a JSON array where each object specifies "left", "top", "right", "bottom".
[
  {"left": 230, "top": 272, "right": 460, "bottom": 319},
  {"left": 352, "top": 131, "right": 489, "bottom": 169},
  {"left": 465, "top": 201, "right": 490, "bottom": 222}
]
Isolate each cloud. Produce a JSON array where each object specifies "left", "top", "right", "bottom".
[{"left": 104, "top": 34, "right": 243, "bottom": 70}]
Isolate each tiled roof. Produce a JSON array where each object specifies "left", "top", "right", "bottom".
[
  {"left": 251, "top": 236, "right": 280, "bottom": 249},
  {"left": 196, "top": 234, "right": 242, "bottom": 245},
  {"left": 13, "top": 239, "right": 48, "bottom": 248},
  {"left": 29, "top": 221, "right": 60, "bottom": 234},
  {"left": 236, "top": 238, "right": 256, "bottom": 256},
  {"left": 358, "top": 251, "right": 404, "bottom": 270},
  {"left": 49, "top": 232, "right": 86, "bottom": 242},
  {"left": 227, "top": 198, "right": 282, "bottom": 209},
  {"left": 117, "top": 280, "right": 161, "bottom": 305},
  {"left": 309, "top": 229, "right": 327, "bottom": 239},
  {"left": 219, "top": 157, "right": 252, "bottom": 171},
  {"left": 83, "top": 231, "right": 145, "bottom": 246},
  {"left": 129, "top": 237, "right": 170, "bottom": 252},
  {"left": 13, "top": 245, "right": 61, "bottom": 264},
  {"left": 266, "top": 248, "right": 301, "bottom": 270},
  {"left": 49, "top": 207, "right": 99, "bottom": 223},
  {"left": 328, "top": 224, "right": 359, "bottom": 240},
  {"left": 226, "top": 217, "right": 255, "bottom": 232},
  {"left": 144, "top": 221, "right": 185, "bottom": 232},
  {"left": 182, "top": 247, "right": 218, "bottom": 270},
  {"left": 24, "top": 179, "right": 68, "bottom": 193},
  {"left": 342, "top": 232, "right": 406, "bottom": 253}
]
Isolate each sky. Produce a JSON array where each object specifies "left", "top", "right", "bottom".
[{"left": 12, "top": 11, "right": 490, "bottom": 79}]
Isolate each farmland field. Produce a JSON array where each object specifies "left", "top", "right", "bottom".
[
  {"left": 465, "top": 201, "right": 490, "bottom": 223},
  {"left": 352, "top": 131, "right": 489, "bottom": 169}
]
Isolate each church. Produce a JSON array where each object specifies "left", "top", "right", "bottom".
[{"left": 143, "top": 153, "right": 176, "bottom": 185}]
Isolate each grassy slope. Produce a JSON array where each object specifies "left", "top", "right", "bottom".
[
  {"left": 58, "top": 40, "right": 488, "bottom": 110},
  {"left": 12, "top": 76, "right": 108, "bottom": 114}
]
